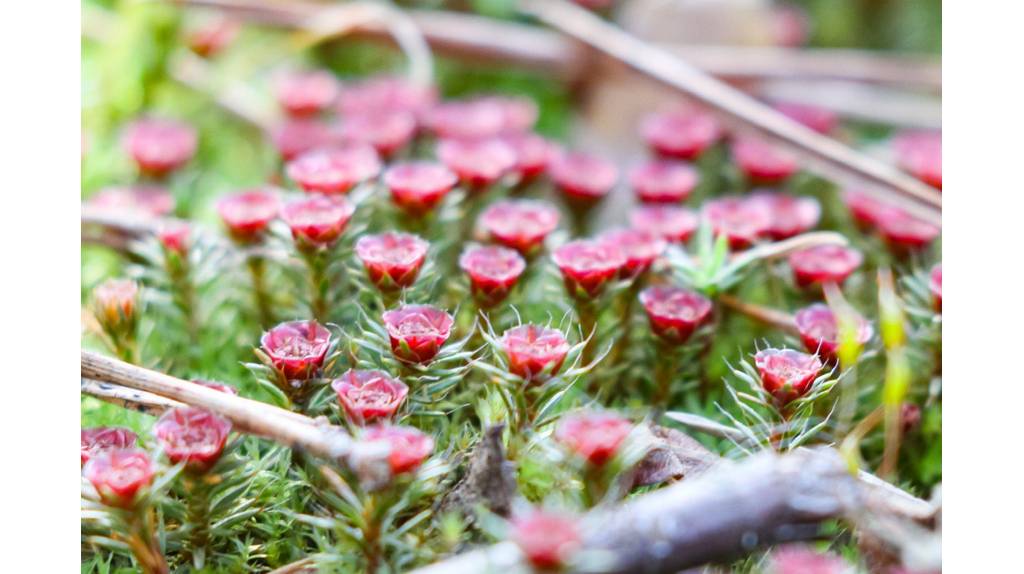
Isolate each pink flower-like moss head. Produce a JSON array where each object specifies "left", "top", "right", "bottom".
[
  {"left": 500, "top": 132, "right": 555, "bottom": 183},
  {"left": 270, "top": 120, "right": 340, "bottom": 161},
  {"left": 599, "top": 228, "right": 667, "bottom": 278},
  {"left": 511, "top": 510, "right": 581, "bottom": 570},
  {"left": 929, "top": 263, "right": 942, "bottom": 312},
  {"left": 640, "top": 108, "right": 722, "bottom": 160},
  {"left": 479, "top": 199, "right": 560, "bottom": 255},
  {"left": 771, "top": 4, "right": 810, "bottom": 47},
  {"left": 157, "top": 221, "right": 190, "bottom": 257},
  {"left": 83, "top": 448, "right": 155, "bottom": 509},
  {"left": 477, "top": 94, "right": 539, "bottom": 134},
  {"left": 900, "top": 403, "right": 923, "bottom": 434},
  {"left": 216, "top": 189, "right": 280, "bottom": 243},
  {"left": 92, "top": 279, "right": 139, "bottom": 333},
  {"left": 192, "top": 380, "right": 239, "bottom": 395},
  {"left": 384, "top": 161, "right": 459, "bottom": 216},
  {"left": 337, "top": 76, "right": 438, "bottom": 118},
  {"left": 703, "top": 197, "right": 772, "bottom": 249},
  {"left": 260, "top": 320, "right": 332, "bottom": 380},
  {"left": 769, "top": 545, "right": 848, "bottom": 574},
  {"left": 788, "top": 245, "right": 863, "bottom": 288},
  {"left": 286, "top": 144, "right": 382, "bottom": 195},
  {"left": 500, "top": 324, "right": 570, "bottom": 382},
  {"left": 332, "top": 370, "right": 409, "bottom": 425},
  {"left": 154, "top": 407, "right": 232, "bottom": 473},
  {"left": 185, "top": 16, "right": 238, "bottom": 58},
  {"left": 382, "top": 305, "right": 454, "bottom": 364},
  {"left": 629, "top": 160, "right": 699, "bottom": 204},
  {"left": 774, "top": 102, "right": 839, "bottom": 135},
  {"left": 893, "top": 130, "right": 941, "bottom": 190},
  {"left": 82, "top": 427, "right": 138, "bottom": 466},
  {"left": 424, "top": 98, "right": 507, "bottom": 140},
  {"left": 552, "top": 240, "right": 627, "bottom": 300},
  {"left": 123, "top": 118, "right": 198, "bottom": 177},
  {"left": 88, "top": 185, "right": 175, "bottom": 218},
  {"left": 338, "top": 110, "right": 417, "bottom": 158},
  {"left": 355, "top": 232, "right": 430, "bottom": 291},
  {"left": 794, "top": 304, "right": 873, "bottom": 362},
  {"left": 281, "top": 195, "right": 355, "bottom": 250},
  {"left": 459, "top": 245, "right": 527, "bottom": 308},
  {"left": 843, "top": 189, "right": 901, "bottom": 229},
  {"left": 754, "top": 348, "right": 823, "bottom": 406},
  {"left": 555, "top": 411, "right": 633, "bottom": 467},
  {"left": 731, "top": 136, "right": 799, "bottom": 185},
  {"left": 362, "top": 425, "right": 434, "bottom": 475},
  {"left": 274, "top": 69, "right": 339, "bottom": 118},
  {"left": 876, "top": 211, "right": 940, "bottom": 251},
  {"left": 549, "top": 151, "right": 619, "bottom": 203},
  {"left": 639, "top": 285, "right": 713, "bottom": 344},
  {"left": 747, "top": 191, "right": 821, "bottom": 240},
  {"left": 436, "top": 137, "right": 517, "bottom": 190},
  {"left": 630, "top": 205, "right": 699, "bottom": 244}
]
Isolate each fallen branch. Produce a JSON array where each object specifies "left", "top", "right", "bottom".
[
  {"left": 718, "top": 294, "right": 798, "bottom": 333},
  {"left": 410, "top": 447, "right": 934, "bottom": 574},
  {"left": 176, "top": 0, "right": 941, "bottom": 90},
  {"left": 520, "top": 0, "right": 941, "bottom": 226},
  {"left": 80, "top": 351, "right": 391, "bottom": 476},
  {"left": 82, "top": 377, "right": 183, "bottom": 417}
]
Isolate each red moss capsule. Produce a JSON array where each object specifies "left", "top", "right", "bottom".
[
  {"left": 555, "top": 411, "right": 633, "bottom": 467},
  {"left": 754, "top": 348, "right": 823, "bottom": 406},
  {"left": 459, "top": 245, "right": 526, "bottom": 307},
  {"left": 260, "top": 320, "right": 332, "bottom": 380},
  {"left": 332, "top": 370, "right": 408, "bottom": 425},
  {"left": 639, "top": 285, "right": 713, "bottom": 344},
  {"left": 629, "top": 160, "right": 699, "bottom": 204},
  {"left": 355, "top": 232, "right": 429, "bottom": 291},
  {"left": 500, "top": 324, "right": 570, "bottom": 382},
  {"left": 479, "top": 199, "right": 561, "bottom": 255},
  {"left": 382, "top": 305, "right": 454, "bottom": 364},
  {"left": 154, "top": 407, "right": 232, "bottom": 473}
]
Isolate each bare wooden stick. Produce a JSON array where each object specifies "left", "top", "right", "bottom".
[
  {"left": 82, "top": 378, "right": 183, "bottom": 417},
  {"left": 520, "top": 0, "right": 940, "bottom": 226},
  {"left": 80, "top": 351, "right": 372, "bottom": 466},
  {"left": 175, "top": 0, "right": 940, "bottom": 90},
  {"left": 410, "top": 448, "right": 933, "bottom": 574},
  {"left": 718, "top": 294, "right": 798, "bottom": 332}
]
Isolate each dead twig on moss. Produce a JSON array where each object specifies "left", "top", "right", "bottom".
[
  {"left": 80, "top": 351, "right": 395, "bottom": 478},
  {"left": 410, "top": 447, "right": 935, "bottom": 574},
  {"left": 520, "top": 0, "right": 940, "bottom": 226}
]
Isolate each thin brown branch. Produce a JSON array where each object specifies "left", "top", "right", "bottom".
[
  {"left": 172, "top": 0, "right": 940, "bottom": 90},
  {"left": 410, "top": 448, "right": 935, "bottom": 574},
  {"left": 718, "top": 294, "right": 797, "bottom": 333},
  {"left": 520, "top": 0, "right": 940, "bottom": 226},
  {"left": 80, "top": 351, "right": 389, "bottom": 475},
  {"left": 82, "top": 378, "right": 183, "bottom": 417}
]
